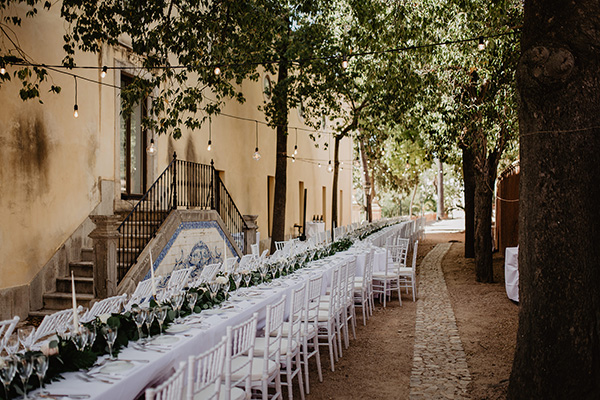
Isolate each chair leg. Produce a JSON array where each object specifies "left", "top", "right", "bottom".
[
  {"left": 314, "top": 335, "right": 323, "bottom": 382},
  {"left": 296, "top": 352, "right": 305, "bottom": 400}
]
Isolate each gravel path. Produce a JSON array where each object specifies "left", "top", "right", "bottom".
[{"left": 409, "top": 243, "right": 471, "bottom": 400}]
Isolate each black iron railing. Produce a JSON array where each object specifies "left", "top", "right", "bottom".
[{"left": 117, "top": 153, "right": 247, "bottom": 283}]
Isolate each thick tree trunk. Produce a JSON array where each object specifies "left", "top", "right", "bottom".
[
  {"left": 331, "top": 134, "right": 341, "bottom": 233},
  {"left": 359, "top": 138, "right": 373, "bottom": 222},
  {"left": 473, "top": 164, "right": 496, "bottom": 283},
  {"left": 270, "top": 46, "right": 289, "bottom": 254},
  {"left": 508, "top": 1, "right": 600, "bottom": 398},
  {"left": 436, "top": 158, "right": 444, "bottom": 220},
  {"left": 462, "top": 147, "right": 476, "bottom": 258}
]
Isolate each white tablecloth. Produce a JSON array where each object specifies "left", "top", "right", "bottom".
[
  {"left": 504, "top": 247, "right": 519, "bottom": 302},
  {"left": 305, "top": 221, "right": 325, "bottom": 239},
  {"left": 32, "top": 253, "right": 350, "bottom": 400}
]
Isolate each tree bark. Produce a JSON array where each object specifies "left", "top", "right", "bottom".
[
  {"left": 473, "top": 160, "right": 497, "bottom": 283},
  {"left": 462, "top": 147, "right": 476, "bottom": 258},
  {"left": 436, "top": 158, "right": 444, "bottom": 220},
  {"left": 508, "top": 1, "right": 600, "bottom": 398},
  {"left": 359, "top": 138, "right": 373, "bottom": 222},
  {"left": 331, "top": 134, "right": 341, "bottom": 232},
  {"left": 270, "top": 41, "right": 289, "bottom": 254}
]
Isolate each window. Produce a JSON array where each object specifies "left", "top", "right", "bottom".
[{"left": 120, "top": 73, "right": 148, "bottom": 198}]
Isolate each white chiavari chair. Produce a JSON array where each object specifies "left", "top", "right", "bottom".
[
  {"left": 167, "top": 267, "right": 192, "bottom": 292},
  {"left": 36, "top": 307, "right": 82, "bottom": 342},
  {"left": 301, "top": 274, "right": 323, "bottom": 394},
  {"left": 0, "top": 316, "right": 19, "bottom": 351},
  {"left": 81, "top": 293, "right": 127, "bottom": 323},
  {"left": 186, "top": 337, "right": 227, "bottom": 400},
  {"left": 372, "top": 246, "right": 401, "bottom": 308},
  {"left": 398, "top": 240, "right": 419, "bottom": 301},
  {"left": 251, "top": 243, "right": 259, "bottom": 256},
  {"left": 224, "top": 313, "right": 258, "bottom": 400},
  {"left": 145, "top": 361, "right": 187, "bottom": 400},
  {"left": 354, "top": 250, "right": 374, "bottom": 325},
  {"left": 316, "top": 266, "right": 341, "bottom": 372}
]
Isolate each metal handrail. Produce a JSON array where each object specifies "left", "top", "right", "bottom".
[{"left": 116, "top": 153, "right": 247, "bottom": 283}]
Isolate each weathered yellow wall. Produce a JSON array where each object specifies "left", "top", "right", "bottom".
[{"left": 0, "top": 5, "right": 353, "bottom": 291}]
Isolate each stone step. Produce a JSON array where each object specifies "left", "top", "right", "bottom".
[
  {"left": 81, "top": 247, "right": 93, "bottom": 262},
  {"left": 42, "top": 292, "right": 94, "bottom": 310},
  {"left": 56, "top": 277, "right": 94, "bottom": 294},
  {"left": 69, "top": 262, "right": 94, "bottom": 278}
]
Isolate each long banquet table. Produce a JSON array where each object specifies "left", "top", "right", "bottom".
[{"left": 31, "top": 245, "right": 385, "bottom": 400}]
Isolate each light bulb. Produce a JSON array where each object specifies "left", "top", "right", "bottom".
[
  {"left": 101, "top": 66, "right": 107, "bottom": 78},
  {"left": 294, "top": 145, "right": 298, "bottom": 155},
  {"left": 341, "top": 59, "right": 348, "bottom": 69},
  {"left": 253, "top": 147, "right": 261, "bottom": 161},
  {"left": 0, "top": 67, "right": 5, "bottom": 75},
  {"left": 478, "top": 37, "right": 486, "bottom": 51},
  {"left": 214, "top": 66, "right": 221, "bottom": 75},
  {"left": 318, "top": 163, "right": 321, "bottom": 168},
  {"left": 327, "top": 161, "right": 333, "bottom": 173},
  {"left": 146, "top": 138, "right": 156, "bottom": 155},
  {"left": 207, "top": 140, "right": 212, "bottom": 151},
  {"left": 73, "top": 104, "right": 79, "bottom": 118},
  {"left": 292, "top": 155, "right": 296, "bottom": 163}
]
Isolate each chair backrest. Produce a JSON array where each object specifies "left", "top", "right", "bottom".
[
  {"left": 0, "top": 316, "right": 19, "bottom": 350},
  {"left": 412, "top": 240, "right": 419, "bottom": 271},
  {"left": 261, "top": 296, "right": 286, "bottom": 375},
  {"left": 187, "top": 337, "right": 226, "bottom": 400},
  {"left": 304, "top": 274, "right": 323, "bottom": 335},
  {"left": 81, "top": 294, "right": 127, "bottom": 323},
  {"left": 167, "top": 268, "right": 192, "bottom": 291},
  {"left": 36, "top": 307, "right": 81, "bottom": 341},
  {"left": 200, "top": 263, "right": 221, "bottom": 282},
  {"left": 224, "top": 312, "right": 258, "bottom": 400},
  {"left": 327, "top": 266, "right": 341, "bottom": 316},
  {"left": 285, "top": 284, "right": 306, "bottom": 353},
  {"left": 126, "top": 277, "right": 163, "bottom": 309},
  {"left": 251, "top": 243, "right": 259, "bottom": 256},
  {"left": 146, "top": 361, "right": 187, "bottom": 400},
  {"left": 225, "top": 257, "right": 238, "bottom": 273},
  {"left": 260, "top": 249, "right": 269, "bottom": 260},
  {"left": 363, "top": 249, "right": 375, "bottom": 290},
  {"left": 238, "top": 254, "right": 254, "bottom": 271},
  {"left": 275, "top": 241, "right": 286, "bottom": 251},
  {"left": 346, "top": 257, "right": 357, "bottom": 302}
]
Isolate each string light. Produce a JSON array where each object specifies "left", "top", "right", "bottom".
[
  {"left": 341, "top": 56, "right": 349, "bottom": 69},
  {"left": 214, "top": 66, "right": 221, "bottom": 75},
  {"left": 327, "top": 160, "right": 334, "bottom": 173},
  {"left": 253, "top": 121, "right": 261, "bottom": 161},
  {"left": 478, "top": 37, "right": 486, "bottom": 51},
  {"left": 207, "top": 118, "right": 212, "bottom": 151},
  {"left": 318, "top": 162, "right": 321, "bottom": 168},
  {"left": 292, "top": 155, "right": 296, "bottom": 162},
  {"left": 101, "top": 65, "right": 107, "bottom": 78},
  {"left": 146, "top": 138, "right": 156, "bottom": 155},
  {"left": 0, "top": 64, "right": 5, "bottom": 75},
  {"left": 73, "top": 76, "right": 79, "bottom": 118},
  {"left": 294, "top": 128, "right": 298, "bottom": 155}
]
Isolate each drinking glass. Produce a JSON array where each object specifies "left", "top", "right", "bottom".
[
  {"left": 172, "top": 293, "right": 185, "bottom": 320},
  {"left": 208, "top": 281, "right": 220, "bottom": 301},
  {"left": 243, "top": 272, "right": 252, "bottom": 288},
  {"left": 71, "top": 327, "right": 89, "bottom": 352},
  {"left": 32, "top": 354, "right": 48, "bottom": 389},
  {"left": 132, "top": 307, "right": 147, "bottom": 340},
  {"left": 100, "top": 325, "right": 118, "bottom": 359},
  {"left": 5, "top": 335, "right": 19, "bottom": 356},
  {"left": 0, "top": 356, "right": 17, "bottom": 400},
  {"left": 18, "top": 327, "right": 36, "bottom": 352},
  {"left": 86, "top": 325, "right": 97, "bottom": 350},
  {"left": 16, "top": 355, "right": 33, "bottom": 399},
  {"left": 186, "top": 292, "right": 198, "bottom": 314},
  {"left": 155, "top": 306, "right": 168, "bottom": 334},
  {"left": 144, "top": 308, "right": 155, "bottom": 337},
  {"left": 232, "top": 273, "right": 242, "bottom": 291}
]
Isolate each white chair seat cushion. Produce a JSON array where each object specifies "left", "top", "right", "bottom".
[
  {"left": 253, "top": 337, "right": 298, "bottom": 356},
  {"left": 396, "top": 267, "right": 413, "bottom": 275},
  {"left": 193, "top": 384, "right": 245, "bottom": 400},
  {"left": 316, "top": 310, "right": 334, "bottom": 322},
  {"left": 230, "top": 357, "right": 278, "bottom": 381}
]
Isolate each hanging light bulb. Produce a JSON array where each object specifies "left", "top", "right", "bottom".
[
  {"left": 292, "top": 155, "right": 296, "bottom": 163},
  {"left": 214, "top": 66, "right": 221, "bottom": 76},
  {"left": 146, "top": 138, "right": 156, "bottom": 155},
  {"left": 100, "top": 66, "right": 107, "bottom": 78},
  {"left": 294, "top": 145, "right": 298, "bottom": 155},
  {"left": 318, "top": 162, "right": 322, "bottom": 168},
  {"left": 341, "top": 56, "right": 349, "bottom": 69},
  {"left": 207, "top": 118, "right": 212, "bottom": 151},
  {"left": 327, "top": 160, "right": 334, "bottom": 173},
  {"left": 73, "top": 77, "right": 79, "bottom": 118},
  {"left": 478, "top": 36, "right": 486, "bottom": 51},
  {"left": 0, "top": 65, "right": 6, "bottom": 75},
  {"left": 252, "top": 121, "right": 261, "bottom": 161}
]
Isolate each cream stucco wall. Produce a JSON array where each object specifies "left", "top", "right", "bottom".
[{"left": 0, "top": 5, "right": 353, "bottom": 294}]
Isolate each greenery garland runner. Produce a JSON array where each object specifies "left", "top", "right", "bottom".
[{"left": 0, "top": 220, "right": 397, "bottom": 399}]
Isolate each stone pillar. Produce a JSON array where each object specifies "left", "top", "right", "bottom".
[
  {"left": 242, "top": 215, "right": 258, "bottom": 255},
  {"left": 89, "top": 215, "right": 122, "bottom": 299}
]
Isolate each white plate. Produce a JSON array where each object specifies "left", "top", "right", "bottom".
[
  {"left": 148, "top": 335, "right": 180, "bottom": 345},
  {"left": 98, "top": 360, "right": 134, "bottom": 374},
  {"left": 166, "top": 324, "right": 190, "bottom": 334}
]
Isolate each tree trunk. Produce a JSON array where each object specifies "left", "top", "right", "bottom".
[
  {"left": 436, "top": 158, "right": 444, "bottom": 220},
  {"left": 359, "top": 138, "right": 372, "bottom": 222},
  {"left": 473, "top": 162, "right": 496, "bottom": 283},
  {"left": 508, "top": 1, "right": 600, "bottom": 397},
  {"left": 270, "top": 44, "right": 289, "bottom": 254},
  {"left": 331, "top": 134, "right": 341, "bottom": 232},
  {"left": 409, "top": 183, "right": 417, "bottom": 218},
  {"left": 462, "top": 146, "right": 476, "bottom": 258}
]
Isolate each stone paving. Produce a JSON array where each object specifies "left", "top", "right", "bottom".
[{"left": 409, "top": 243, "right": 471, "bottom": 400}]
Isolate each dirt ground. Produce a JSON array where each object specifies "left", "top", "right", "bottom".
[{"left": 300, "top": 232, "right": 519, "bottom": 400}]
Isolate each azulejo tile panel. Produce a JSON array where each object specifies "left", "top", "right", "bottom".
[{"left": 144, "top": 221, "right": 235, "bottom": 280}]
